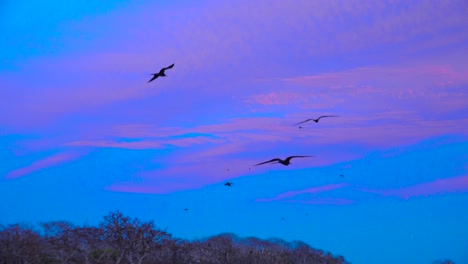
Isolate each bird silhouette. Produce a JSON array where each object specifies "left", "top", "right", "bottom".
[
  {"left": 224, "top": 182, "right": 233, "bottom": 187},
  {"left": 254, "top": 156, "right": 313, "bottom": 166},
  {"left": 296, "top": 115, "right": 338, "bottom": 125},
  {"left": 340, "top": 174, "right": 345, "bottom": 177},
  {"left": 148, "top": 64, "right": 174, "bottom": 83},
  {"left": 184, "top": 208, "right": 188, "bottom": 211}
]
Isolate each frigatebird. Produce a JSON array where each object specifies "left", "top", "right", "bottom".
[
  {"left": 148, "top": 64, "right": 174, "bottom": 83},
  {"left": 296, "top": 115, "right": 338, "bottom": 125},
  {"left": 224, "top": 182, "right": 233, "bottom": 187},
  {"left": 254, "top": 156, "right": 313, "bottom": 166}
]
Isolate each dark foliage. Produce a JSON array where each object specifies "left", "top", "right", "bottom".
[
  {"left": 0, "top": 211, "right": 349, "bottom": 264},
  {"left": 432, "top": 260, "right": 456, "bottom": 264}
]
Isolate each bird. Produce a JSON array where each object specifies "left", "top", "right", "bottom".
[
  {"left": 340, "top": 174, "right": 345, "bottom": 177},
  {"left": 184, "top": 208, "right": 188, "bottom": 211},
  {"left": 224, "top": 182, "right": 233, "bottom": 187},
  {"left": 296, "top": 115, "right": 338, "bottom": 125},
  {"left": 298, "top": 126, "right": 304, "bottom": 129},
  {"left": 254, "top": 156, "right": 313, "bottom": 166},
  {"left": 147, "top": 64, "right": 174, "bottom": 83}
]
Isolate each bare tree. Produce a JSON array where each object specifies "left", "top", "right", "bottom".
[
  {"left": 0, "top": 211, "right": 350, "bottom": 264},
  {"left": 0, "top": 223, "right": 47, "bottom": 264},
  {"left": 41, "top": 221, "right": 80, "bottom": 264},
  {"left": 99, "top": 211, "right": 171, "bottom": 264},
  {"left": 433, "top": 260, "right": 456, "bottom": 264}
]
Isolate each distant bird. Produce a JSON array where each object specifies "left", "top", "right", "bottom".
[
  {"left": 340, "top": 174, "right": 345, "bottom": 177},
  {"left": 224, "top": 182, "right": 233, "bottom": 187},
  {"left": 281, "top": 217, "right": 285, "bottom": 220},
  {"left": 184, "top": 208, "right": 188, "bottom": 211},
  {"left": 254, "top": 156, "right": 313, "bottom": 167},
  {"left": 298, "top": 126, "right": 304, "bottom": 129},
  {"left": 148, "top": 64, "right": 174, "bottom": 83},
  {"left": 296, "top": 115, "right": 338, "bottom": 125}
]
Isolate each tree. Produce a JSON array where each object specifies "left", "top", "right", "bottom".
[
  {"left": 41, "top": 221, "right": 79, "bottom": 264},
  {"left": 433, "top": 260, "right": 455, "bottom": 264},
  {"left": 0, "top": 223, "right": 47, "bottom": 264},
  {"left": 99, "top": 211, "right": 172, "bottom": 264}
]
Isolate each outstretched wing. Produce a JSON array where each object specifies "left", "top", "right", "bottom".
[
  {"left": 295, "top": 119, "right": 312, "bottom": 125},
  {"left": 317, "top": 115, "right": 338, "bottom": 121},
  {"left": 148, "top": 74, "right": 158, "bottom": 83},
  {"left": 162, "top": 63, "right": 174, "bottom": 71},
  {"left": 254, "top": 158, "right": 281, "bottom": 166},
  {"left": 285, "top": 155, "right": 313, "bottom": 162}
]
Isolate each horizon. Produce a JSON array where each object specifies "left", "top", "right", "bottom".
[{"left": 1, "top": 1, "right": 467, "bottom": 263}]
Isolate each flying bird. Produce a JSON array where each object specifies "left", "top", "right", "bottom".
[
  {"left": 340, "top": 174, "right": 345, "bottom": 177},
  {"left": 224, "top": 182, "right": 233, "bottom": 187},
  {"left": 148, "top": 64, "right": 174, "bottom": 83},
  {"left": 254, "top": 156, "right": 313, "bottom": 166},
  {"left": 184, "top": 208, "right": 188, "bottom": 211},
  {"left": 296, "top": 115, "right": 338, "bottom": 125}
]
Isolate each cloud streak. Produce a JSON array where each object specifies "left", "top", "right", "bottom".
[
  {"left": 255, "top": 183, "right": 349, "bottom": 203},
  {"left": 5, "top": 151, "right": 86, "bottom": 180},
  {"left": 363, "top": 175, "right": 468, "bottom": 199}
]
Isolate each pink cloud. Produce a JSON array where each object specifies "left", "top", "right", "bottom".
[
  {"left": 64, "top": 136, "right": 223, "bottom": 150},
  {"left": 247, "top": 92, "right": 308, "bottom": 106},
  {"left": 106, "top": 182, "right": 199, "bottom": 194},
  {"left": 5, "top": 152, "right": 86, "bottom": 179},
  {"left": 2, "top": 0, "right": 467, "bottom": 134},
  {"left": 363, "top": 175, "right": 468, "bottom": 199},
  {"left": 65, "top": 140, "right": 164, "bottom": 150},
  {"left": 255, "top": 183, "right": 348, "bottom": 203},
  {"left": 285, "top": 198, "right": 354, "bottom": 205}
]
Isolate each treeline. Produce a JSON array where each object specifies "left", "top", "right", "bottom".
[{"left": 0, "top": 211, "right": 349, "bottom": 264}]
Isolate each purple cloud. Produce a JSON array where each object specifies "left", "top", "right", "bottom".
[
  {"left": 65, "top": 136, "right": 223, "bottom": 150},
  {"left": 255, "top": 183, "right": 349, "bottom": 203},
  {"left": 284, "top": 198, "right": 354, "bottom": 205},
  {"left": 5, "top": 151, "right": 86, "bottom": 180},
  {"left": 362, "top": 175, "right": 468, "bottom": 199},
  {"left": 106, "top": 182, "right": 199, "bottom": 194}
]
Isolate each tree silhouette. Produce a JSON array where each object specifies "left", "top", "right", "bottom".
[{"left": 0, "top": 211, "right": 350, "bottom": 264}]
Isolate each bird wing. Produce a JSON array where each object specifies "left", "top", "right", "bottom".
[
  {"left": 254, "top": 158, "right": 281, "bottom": 166},
  {"left": 295, "top": 119, "right": 312, "bottom": 125},
  {"left": 147, "top": 74, "right": 158, "bottom": 83},
  {"left": 162, "top": 64, "right": 174, "bottom": 71},
  {"left": 285, "top": 156, "right": 313, "bottom": 162},
  {"left": 317, "top": 115, "right": 338, "bottom": 120}
]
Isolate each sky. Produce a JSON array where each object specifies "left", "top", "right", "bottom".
[{"left": 1, "top": 0, "right": 467, "bottom": 263}]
